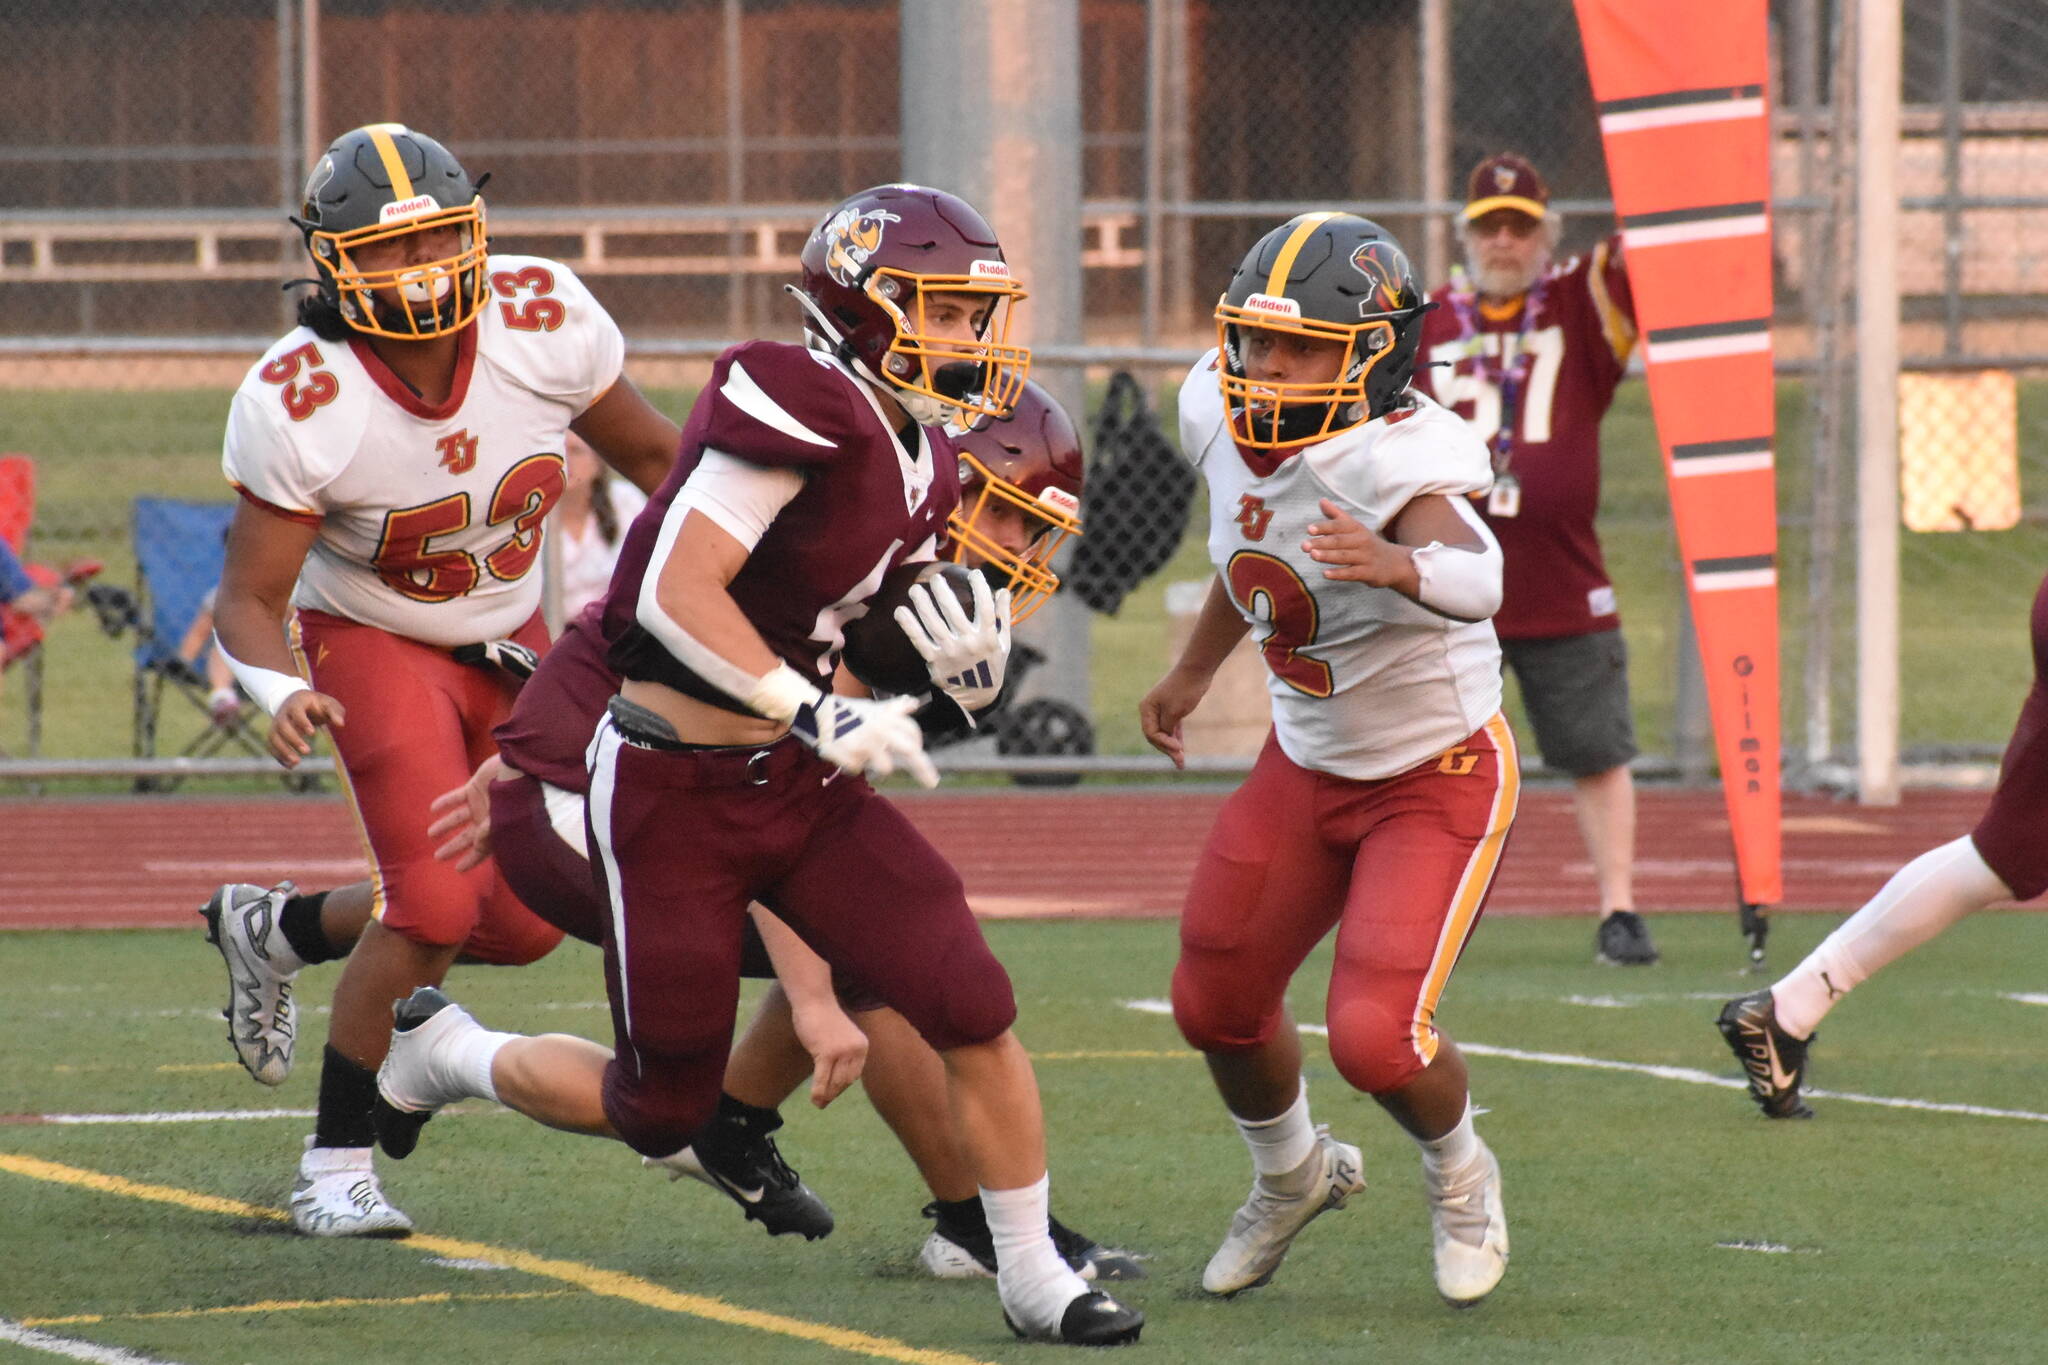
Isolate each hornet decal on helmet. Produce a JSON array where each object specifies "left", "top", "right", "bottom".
[
  {"left": 1349, "top": 240, "right": 1409, "bottom": 315},
  {"left": 822, "top": 207, "right": 902, "bottom": 287}
]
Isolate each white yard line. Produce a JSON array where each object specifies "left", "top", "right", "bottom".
[
  {"left": 0, "top": 1319, "right": 185, "bottom": 1365},
  {"left": 1121, "top": 999, "right": 2048, "bottom": 1125}
]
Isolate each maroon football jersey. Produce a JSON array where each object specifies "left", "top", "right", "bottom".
[
  {"left": 602, "top": 340, "right": 959, "bottom": 712},
  {"left": 1413, "top": 234, "right": 1636, "bottom": 640},
  {"left": 493, "top": 600, "right": 615, "bottom": 793}
]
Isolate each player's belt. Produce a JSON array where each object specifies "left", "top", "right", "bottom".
[{"left": 604, "top": 695, "right": 798, "bottom": 787}]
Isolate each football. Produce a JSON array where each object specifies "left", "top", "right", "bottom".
[{"left": 840, "top": 560, "right": 981, "bottom": 697}]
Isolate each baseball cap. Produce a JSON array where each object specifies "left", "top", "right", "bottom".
[{"left": 1463, "top": 153, "right": 1549, "bottom": 221}]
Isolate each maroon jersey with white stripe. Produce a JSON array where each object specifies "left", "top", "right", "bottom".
[
  {"left": 602, "top": 340, "right": 958, "bottom": 711},
  {"left": 1413, "top": 235, "right": 1636, "bottom": 640}
]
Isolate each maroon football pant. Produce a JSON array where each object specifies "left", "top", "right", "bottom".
[
  {"left": 291, "top": 608, "right": 563, "bottom": 966},
  {"left": 585, "top": 718, "right": 1016, "bottom": 1157},
  {"left": 1173, "top": 717, "right": 1519, "bottom": 1096},
  {"left": 487, "top": 769, "right": 827, "bottom": 986},
  {"left": 1971, "top": 572, "right": 2048, "bottom": 899}
]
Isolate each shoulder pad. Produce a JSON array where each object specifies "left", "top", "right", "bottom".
[{"left": 700, "top": 341, "right": 862, "bottom": 466}]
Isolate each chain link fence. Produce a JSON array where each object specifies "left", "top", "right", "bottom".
[{"left": 3, "top": 0, "right": 2045, "bottom": 786}]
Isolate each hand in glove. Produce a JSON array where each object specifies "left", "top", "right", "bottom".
[
  {"left": 791, "top": 691, "right": 939, "bottom": 788},
  {"left": 893, "top": 571, "right": 1011, "bottom": 714}
]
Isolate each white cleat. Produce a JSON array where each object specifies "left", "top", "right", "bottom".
[
  {"left": 288, "top": 1139, "right": 413, "bottom": 1238},
  {"left": 200, "top": 881, "right": 301, "bottom": 1086},
  {"left": 1202, "top": 1126, "right": 1366, "bottom": 1296},
  {"left": 1426, "top": 1140, "right": 1509, "bottom": 1307}
]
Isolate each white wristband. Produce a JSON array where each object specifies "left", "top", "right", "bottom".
[
  {"left": 1409, "top": 539, "right": 1503, "bottom": 622},
  {"left": 214, "top": 632, "right": 311, "bottom": 716},
  {"left": 742, "top": 661, "right": 824, "bottom": 724}
]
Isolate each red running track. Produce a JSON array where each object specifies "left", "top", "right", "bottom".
[{"left": 0, "top": 785, "right": 2018, "bottom": 931}]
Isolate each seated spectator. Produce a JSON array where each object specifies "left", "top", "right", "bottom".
[
  {"left": 554, "top": 431, "right": 648, "bottom": 620},
  {"left": 177, "top": 584, "right": 246, "bottom": 726}
]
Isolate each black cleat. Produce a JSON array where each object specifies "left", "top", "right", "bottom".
[
  {"left": 1596, "top": 910, "right": 1660, "bottom": 965},
  {"left": 373, "top": 1095, "right": 433, "bottom": 1160},
  {"left": 651, "top": 1100, "right": 833, "bottom": 1240},
  {"left": 1005, "top": 1290, "right": 1145, "bottom": 1348},
  {"left": 1053, "top": 1217, "right": 1149, "bottom": 1282},
  {"left": 1717, "top": 989, "right": 1815, "bottom": 1119}
]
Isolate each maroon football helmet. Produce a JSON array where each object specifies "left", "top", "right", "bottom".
[
  {"left": 948, "top": 381, "right": 1084, "bottom": 623},
  {"left": 791, "top": 184, "right": 1030, "bottom": 425}
]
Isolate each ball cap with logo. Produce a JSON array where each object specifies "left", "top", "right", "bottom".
[{"left": 1462, "top": 153, "right": 1550, "bottom": 222}]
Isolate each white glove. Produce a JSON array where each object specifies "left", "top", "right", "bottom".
[
  {"left": 791, "top": 692, "right": 939, "bottom": 788},
  {"left": 893, "top": 573, "right": 1011, "bottom": 714}
]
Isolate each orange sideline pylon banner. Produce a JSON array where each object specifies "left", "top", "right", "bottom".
[{"left": 1573, "top": 0, "right": 1783, "bottom": 930}]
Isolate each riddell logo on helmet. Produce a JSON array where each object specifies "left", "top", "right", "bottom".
[
  {"left": 1037, "top": 487, "right": 1081, "bottom": 516},
  {"left": 1241, "top": 293, "right": 1302, "bottom": 318},
  {"left": 969, "top": 259, "right": 1012, "bottom": 280},
  {"left": 379, "top": 195, "right": 441, "bottom": 223}
]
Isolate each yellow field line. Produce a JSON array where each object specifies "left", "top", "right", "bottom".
[
  {"left": 0, "top": 1153, "right": 999, "bottom": 1365},
  {"left": 25, "top": 1290, "right": 571, "bottom": 1328}
]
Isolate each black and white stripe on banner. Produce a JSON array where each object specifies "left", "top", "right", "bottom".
[
  {"left": 1597, "top": 84, "right": 1766, "bottom": 135},
  {"left": 1692, "top": 553, "right": 1776, "bottom": 593},
  {"left": 1622, "top": 200, "right": 1769, "bottom": 250},
  {"left": 1644, "top": 318, "right": 1770, "bottom": 365},
  {"left": 1670, "top": 436, "right": 1774, "bottom": 479}
]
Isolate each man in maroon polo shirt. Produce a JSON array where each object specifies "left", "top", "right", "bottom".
[{"left": 1411, "top": 152, "right": 1657, "bottom": 966}]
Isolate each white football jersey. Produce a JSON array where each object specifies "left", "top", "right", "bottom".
[
  {"left": 1179, "top": 349, "right": 1504, "bottom": 779},
  {"left": 223, "top": 254, "right": 625, "bottom": 647}
]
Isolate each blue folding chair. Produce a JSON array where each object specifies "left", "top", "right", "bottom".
[{"left": 89, "top": 499, "right": 314, "bottom": 790}]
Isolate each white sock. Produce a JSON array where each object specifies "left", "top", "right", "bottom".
[
  {"left": 1772, "top": 836, "right": 2010, "bottom": 1039},
  {"left": 1416, "top": 1100, "right": 1481, "bottom": 1181},
  {"left": 1234, "top": 1079, "right": 1318, "bottom": 1180},
  {"left": 982, "top": 1174, "right": 1089, "bottom": 1331},
  {"left": 447, "top": 1027, "right": 512, "bottom": 1104}
]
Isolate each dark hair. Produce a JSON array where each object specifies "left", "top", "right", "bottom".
[
  {"left": 294, "top": 290, "right": 354, "bottom": 342},
  {"left": 590, "top": 466, "right": 621, "bottom": 545}
]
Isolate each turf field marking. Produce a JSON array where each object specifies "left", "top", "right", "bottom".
[
  {"left": 0, "top": 1108, "right": 315, "bottom": 1126},
  {"left": 1556, "top": 991, "right": 1734, "bottom": 1009},
  {"left": 2002, "top": 992, "right": 2048, "bottom": 1006},
  {"left": 0, "top": 1153, "right": 1002, "bottom": 1365},
  {"left": 1121, "top": 1000, "right": 2048, "bottom": 1124},
  {"left": 1712, "top": 1240, "right": 1818, "bottom": 1255},
  {"left": 0, "top": 1318, "right": 185, "bottom": 1365},
  {"left": 22, "top": 1291, "right": 570, "bottom": 1328}
]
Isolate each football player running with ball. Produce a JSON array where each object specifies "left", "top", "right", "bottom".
[
  {"left": 371, "top": 184, "right": 1143, "bottom": 1347},
  {"left": 1142, "top": 213, "right": 1517, "bottom": 1307},
  {"left": 210, "top": 123, "right": 679, "bottom": 1238}
]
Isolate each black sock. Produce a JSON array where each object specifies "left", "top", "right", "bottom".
[
  {"left": 928, "top": 1194, "right": 987, "bottom": 1235},
  {"left": 704, "top": 1092, "right": 783, "bottom": 1153},
  {"left": 313, "top": 1043, "right": 378, "bottom": 1149},
  {"left": 278, "top": 891, "right": 341, "bottom": 965}
]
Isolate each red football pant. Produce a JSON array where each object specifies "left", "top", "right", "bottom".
[
  {"left": 291, "top": 608, "right": 562, "bottom": 966},
  {"left": 585, "top": 718, "right": 1015, "bottom": 1157},
  {"left": 1172, "top": 716, "right": 1519, "bottom": 1096}
]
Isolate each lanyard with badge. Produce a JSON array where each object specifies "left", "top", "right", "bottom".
[{"left": 1446, "top": 267, "right": 1546, "bottom": 519}]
